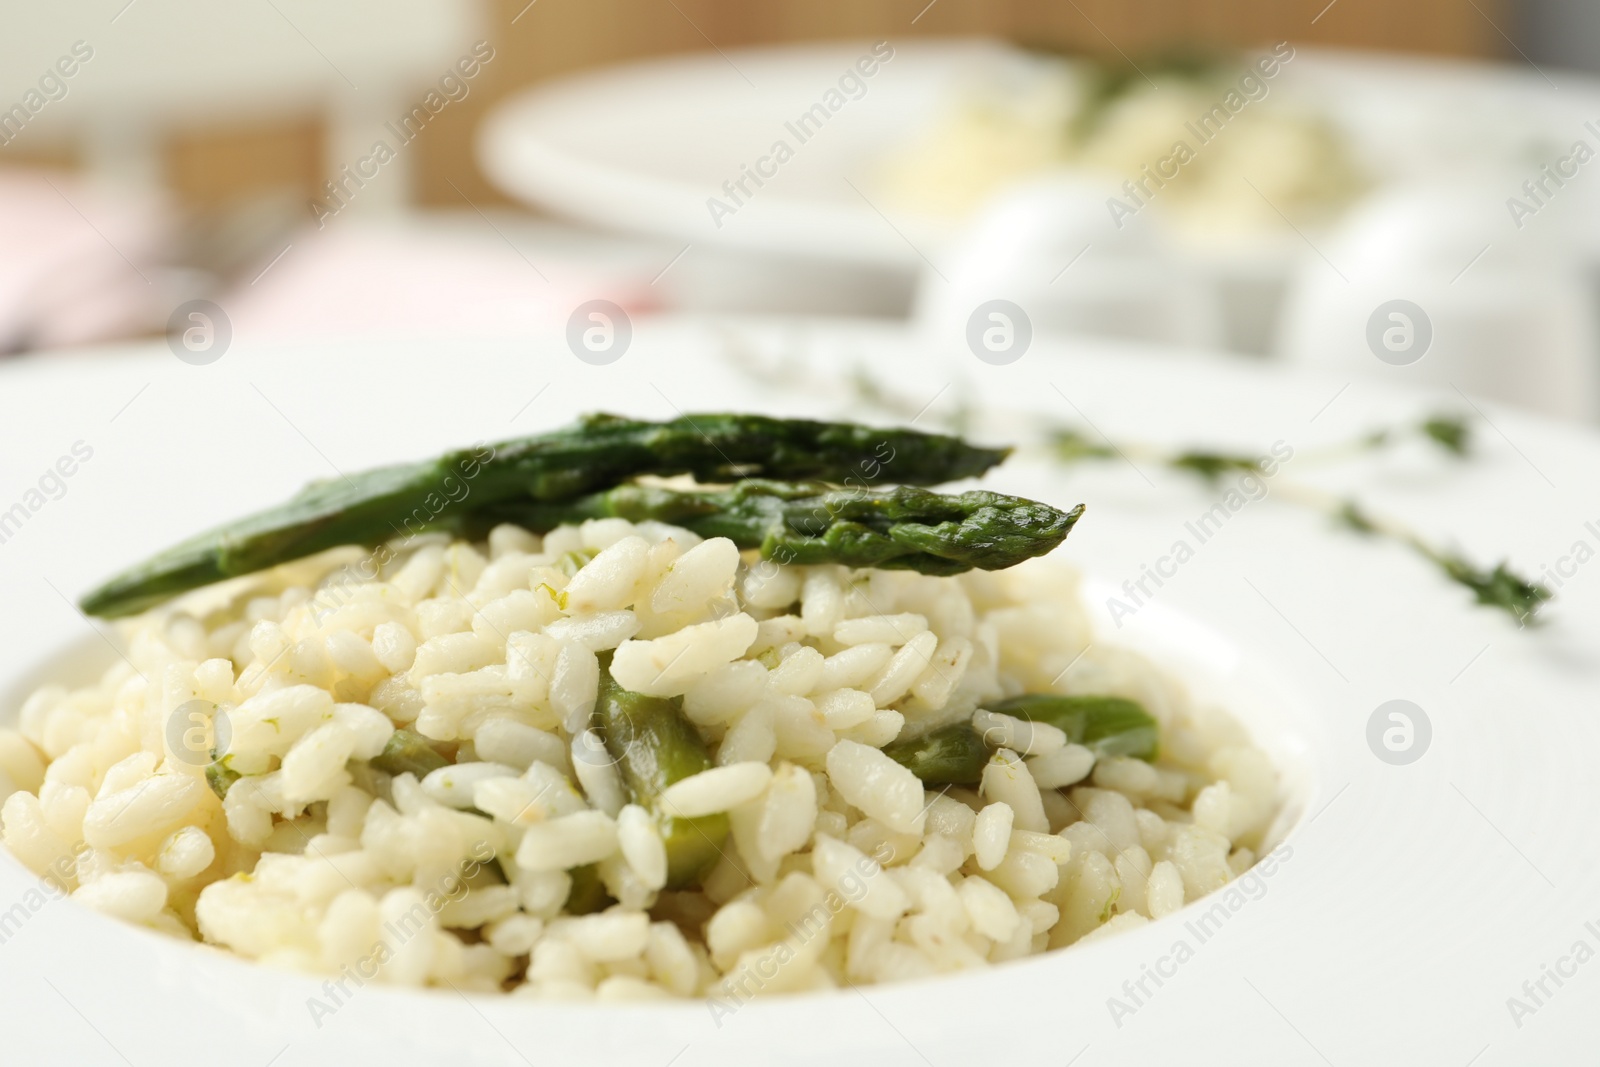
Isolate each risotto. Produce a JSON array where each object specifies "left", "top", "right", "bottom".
[{"left": 0, "top": 519, "right": 1279, "bottom": 1001}]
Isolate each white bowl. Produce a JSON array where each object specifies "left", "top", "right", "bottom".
[{"left": 2, "top": 321, "right": 1595, "bottom": 1063}]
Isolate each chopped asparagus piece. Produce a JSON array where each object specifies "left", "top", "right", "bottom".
[
  {"left": 992, "top": 694, "right": 1159, "bottom": 761},
  {"left": 882, "top": 723, "right": 989, "bottom": 786},
  {"left": 369, "top": 728, "right": 451, "bottom": 779},
  {"left": 885, "top": 693, "right": 1161, "bottom": 785},
  {"left": 594, "top": 657, "right": 728, "bottom": 889},
  {"left": 563, "top": 864, "right": 613, "bottom": 915}
]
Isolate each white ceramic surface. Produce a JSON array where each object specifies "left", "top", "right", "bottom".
[{"left": 1, "top": 319, "right": 1597, "bottom": 1064}]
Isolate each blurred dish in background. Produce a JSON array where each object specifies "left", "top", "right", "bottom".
[
  {"left": 482, "top": 38, "right": 1377, "bottom": 271},
  {"left": 479, "top": 38, "right": 1600, "bottom": 382},
  {"left": 876, "top": 45, "right": 1366, "bottom": 241}
]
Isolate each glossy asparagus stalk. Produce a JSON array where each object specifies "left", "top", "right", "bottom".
[
  {"left": 80, "top": 414, "right": 1011, "bottom": 618},
  {"left": 487, "top": 481, "right": 1084, "bottom": 577}
]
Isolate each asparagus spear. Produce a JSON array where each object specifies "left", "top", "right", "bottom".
[
  {"left": 593, "top": 656, "right": 729, "bottom": 889},
  {"left": 486, "top": 481, "right": 1084, "bottom": 577},
  {"left": 883, "top": 694, "right": 1160, "bottom": 785},
  {"left": 80, "top": 414, "right": 1011, "bottom": 618}
]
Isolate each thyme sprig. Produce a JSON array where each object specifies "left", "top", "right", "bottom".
[
  {"left": 1048, "top": 414, "right": 1473, "bottom": 482},
  {"left": 1336, "top": 501, "right": 1550, "bottom": 626},
  {"left": 1045, "top": 414, "right": 1549, "bottom": 626}
]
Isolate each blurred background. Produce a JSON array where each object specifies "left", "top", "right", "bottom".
[{"left": 4, "top": 0, "right": 1600, "bottom": 419}]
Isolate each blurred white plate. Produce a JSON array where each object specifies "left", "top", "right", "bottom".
[
  {"left": 479, "top": 40, "right": 1001, "bottom": 269},
  {"left": 480, "top": 40, "right": 1600, "bottom": 268},
  {"left": 1, "top": 318, "right": 1597, "bottom": 1064},
  {"left": 480, "top": 41, "right": 1600, "bottom": 350}
]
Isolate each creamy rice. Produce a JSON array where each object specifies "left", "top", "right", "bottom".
[{"left": 0, "top": 519, "right": 1279, "bottom": 1000}]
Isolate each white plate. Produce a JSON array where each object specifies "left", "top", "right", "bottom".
[
  {"left": 2, "top": 319, "right": 1597, "bottom": 1064},
  {"left": 479, "top": 39, "right": 998, "bottom": 269},
  {"left": 478, "top": 41, "right": 1600, "bottom": 349},
  {"left": 478, "top": 40, "right": 1600, "bottom": 271}
]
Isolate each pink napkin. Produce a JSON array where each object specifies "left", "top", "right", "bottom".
[
  {"left": 0, "top": 169, "right": 171, "bottom": 353},
  {"left": 220, "top": 220, "right": 660, "bottom": 341}
]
